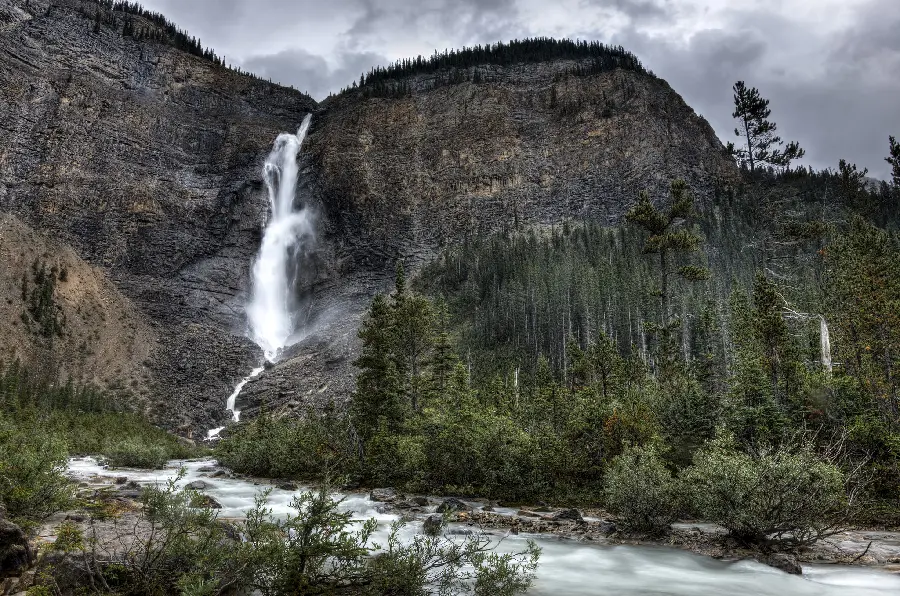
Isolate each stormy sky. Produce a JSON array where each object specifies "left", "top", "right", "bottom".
[{"left": 139, "top": 0, "right": 899, "bottom": 179}]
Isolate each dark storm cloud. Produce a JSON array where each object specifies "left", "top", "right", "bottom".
[
  {"left": 242, "top": 49, "right": 389, "bottom": 98},
  {"left": 609, "top": 1, "right": 900, "bottom": 178}
]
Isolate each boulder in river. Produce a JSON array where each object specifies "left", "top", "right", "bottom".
[
  {"left": 553, "top": 508, "right": 584, "bottom": 522},
  {"left": 436, "top": 498, "right": 471, "bottom": 514},
  {"left": 423, "top": 514, "right": 444, "bottom": 537},
  {"left": 185, "top": 480, "right": 210, "bottom": 491},
  {"left": 597, "top": 520, "right": 618, "bottom": 535},
  {"left": 277, "top": 482, "right": 298, "bottom": 491},
  {"left": 370, "top": 488, "right": 403, "bottom": 503},
  {"left": 758, "top": 553, "right": 802, "bottom": 575},
  {"left": 191, "top": 495, "right": 223, "bottom": 509}
]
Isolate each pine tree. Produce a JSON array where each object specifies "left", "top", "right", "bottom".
[
  {"left": 626, "top": 179, "right": 709, "bottom": 376},
  {"left": 887, "top": 136, "right": 900, "bottom": 190},
  {"left": 429, "top": 303, "right": 458, "bottom": 401},
  {"left": 837, "top": 159, "right": 871, "bottom": 213},
  {"left": 729, "top": 81, "right": 805, "bottom": 172},
  {"left": 826, "top": 217, "right": 900, "bottom": 419}
]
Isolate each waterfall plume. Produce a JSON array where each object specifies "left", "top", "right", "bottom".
[{"left": 246, "top": 114, "right": 314, "bottom": 362}]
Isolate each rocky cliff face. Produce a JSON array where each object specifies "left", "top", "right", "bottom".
[
  {"left": 306, "top": 61, "right": 733, "bottom": 268},
  {"left": 0, "top": 0, "right": 737, "bottom": 435},
  {"left": 0, "top": 0, "right": 315, "bottom": 434}
]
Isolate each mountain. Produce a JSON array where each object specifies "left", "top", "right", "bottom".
[{"left": 0, "top": 0, "right": 737, "bottom": 436}]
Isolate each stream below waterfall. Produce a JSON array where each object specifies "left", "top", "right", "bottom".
[{"left": 66, "top": 458, "right": 900, "bottom": 596}]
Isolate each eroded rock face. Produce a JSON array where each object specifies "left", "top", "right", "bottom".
[
  {"left": 306, "top": 61, "right": 735, "bottom": 270},
  {"left": 0, "top": 0, "right": 738, "bottom": 432}
]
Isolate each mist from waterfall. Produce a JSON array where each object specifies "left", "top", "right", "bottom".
[{"left": 246, "top": 114, "right": 314, "bottom": 362}]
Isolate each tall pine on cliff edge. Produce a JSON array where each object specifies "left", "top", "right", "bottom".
[{"left": 729, "top": 81, "right": 805, "bottom": 172}]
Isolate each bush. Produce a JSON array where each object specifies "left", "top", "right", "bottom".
[
  {"left": 681, "top": 435, "right": 848, "bottom": 548},
  {"left": 604, "top": 444, "right": 678, "bottom": 535},
  {"left": 0, "top": 424, "right": 72, "bottom": 530},
  {"left": 216, "top": 410, "right": 354, "bottom": 480},
  {"left": 41, "top": 477, "right": 540, "bottom": 596},
  {"left": 104, "top": 439, "right": 168, "bottom": 469}
]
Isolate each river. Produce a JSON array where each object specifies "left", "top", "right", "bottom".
[{"left": 66, "top": 458, "right": 900, "bottom": 596}]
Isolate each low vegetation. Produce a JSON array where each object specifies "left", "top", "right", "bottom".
[
  {"left": 31, "top": 476, "right": 538, "bottom": 596},
  {"left": 0, "top": 361, "right": 203, "bottom": 531}
]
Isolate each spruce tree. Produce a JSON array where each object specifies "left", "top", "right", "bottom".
[
  {"left": 351, "top": 294, "right": 402, "bottom": 443},
  {"left": 730, "top": 81, "right": 805, "bottom": 172}
]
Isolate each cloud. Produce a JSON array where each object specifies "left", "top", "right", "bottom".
[{"left": 240, "top": 49, "right": 389, "bottom": 98}]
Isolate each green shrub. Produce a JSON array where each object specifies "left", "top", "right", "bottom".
[
  {"left": 681, "top": 435, "right": 848, "bottom": 548},
  {"left": 104, "top": 439, "right": 168, "bottom": 469},
  {"left": 0, "top": 424, "right": 72, "bottom": 529},
  {"left": 52, "top": 521, "right": 84, "bottom": 552},
  {"left": 216, "top": 410, "right": 354, "bottom": 480},
  {"left": 57, "top": 476, "right": 541, "bottom": 596},
  {"left": 604, "top": 444, "right": 678, "bottom": 535}
]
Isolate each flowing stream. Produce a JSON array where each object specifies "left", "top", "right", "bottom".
[{"left": 67, "top": 458, "right": 900, "bottom": 596}]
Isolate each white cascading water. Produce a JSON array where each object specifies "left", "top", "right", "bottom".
[
  {"left": 820, "top": 315, "right": 833, "bottom": 375},
  {"left": 247, "top": 114, "right": 314, "bottom": 362},
  {"left": 209, "top": 115, "right": 314, "bottom": 438}
]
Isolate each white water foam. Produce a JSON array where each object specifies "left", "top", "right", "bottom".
[{"left": 246, "top": 114, "right": 314, "bottom": 362}]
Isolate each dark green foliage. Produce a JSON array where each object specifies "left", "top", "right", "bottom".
[
  {"left": 625, "top": 179, "right": 709, "bottom": 377},
  {"left": 216, "top": 408, "right": 354, "bottom": 480},
  {"left": 0, "top": 422, "right": 71, "bottom": 531},
  {"left": 0, "top": 362, "right": 202, "bottom": 472},
  {"left": 20, "top": 259, "right": 65, "bottom": 339},
  {"left": 681, "top": 436, "right": 848, "bottom": 549},
  {"left": 604, "top": 445, "right": 679, "bottom": 535},
  {"left": 51, "top": 479, "right": 539, "bottom": 596},
  {"left": 343, "top": 38, "right": 650, "bottom": 98},
  {"left": 824, "top": 217, "right": 900, "bottom": 420},
  {"left": 887, "top": 135, "right": 900, "bottom": 190},
  {"left": 103, "top": 439, "right": 168, "bottom": 469}
]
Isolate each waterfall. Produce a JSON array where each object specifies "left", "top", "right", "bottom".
[
  {"left": 246, "top": 114, "right": 314, "bottom": 362},
  {"left": 820, "top": 315, "right": 833, "bottom": 375},
  {"left": 208, "top": 116, "right": 314, "bottom": 439}
]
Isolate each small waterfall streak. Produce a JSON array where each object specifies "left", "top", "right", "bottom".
[
  {"left": 820, "top": 315, "right": 833, "bottom": 375},
  {"left": 246, "top": 114, "right": 314, "bottom": 362},
  {"left": 227, "top": 366, "right": 265, "bottom": 422}
]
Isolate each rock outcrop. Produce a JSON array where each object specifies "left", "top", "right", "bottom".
[{"left": 0, "top": 0, "right": 737, "bottom": 432}]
